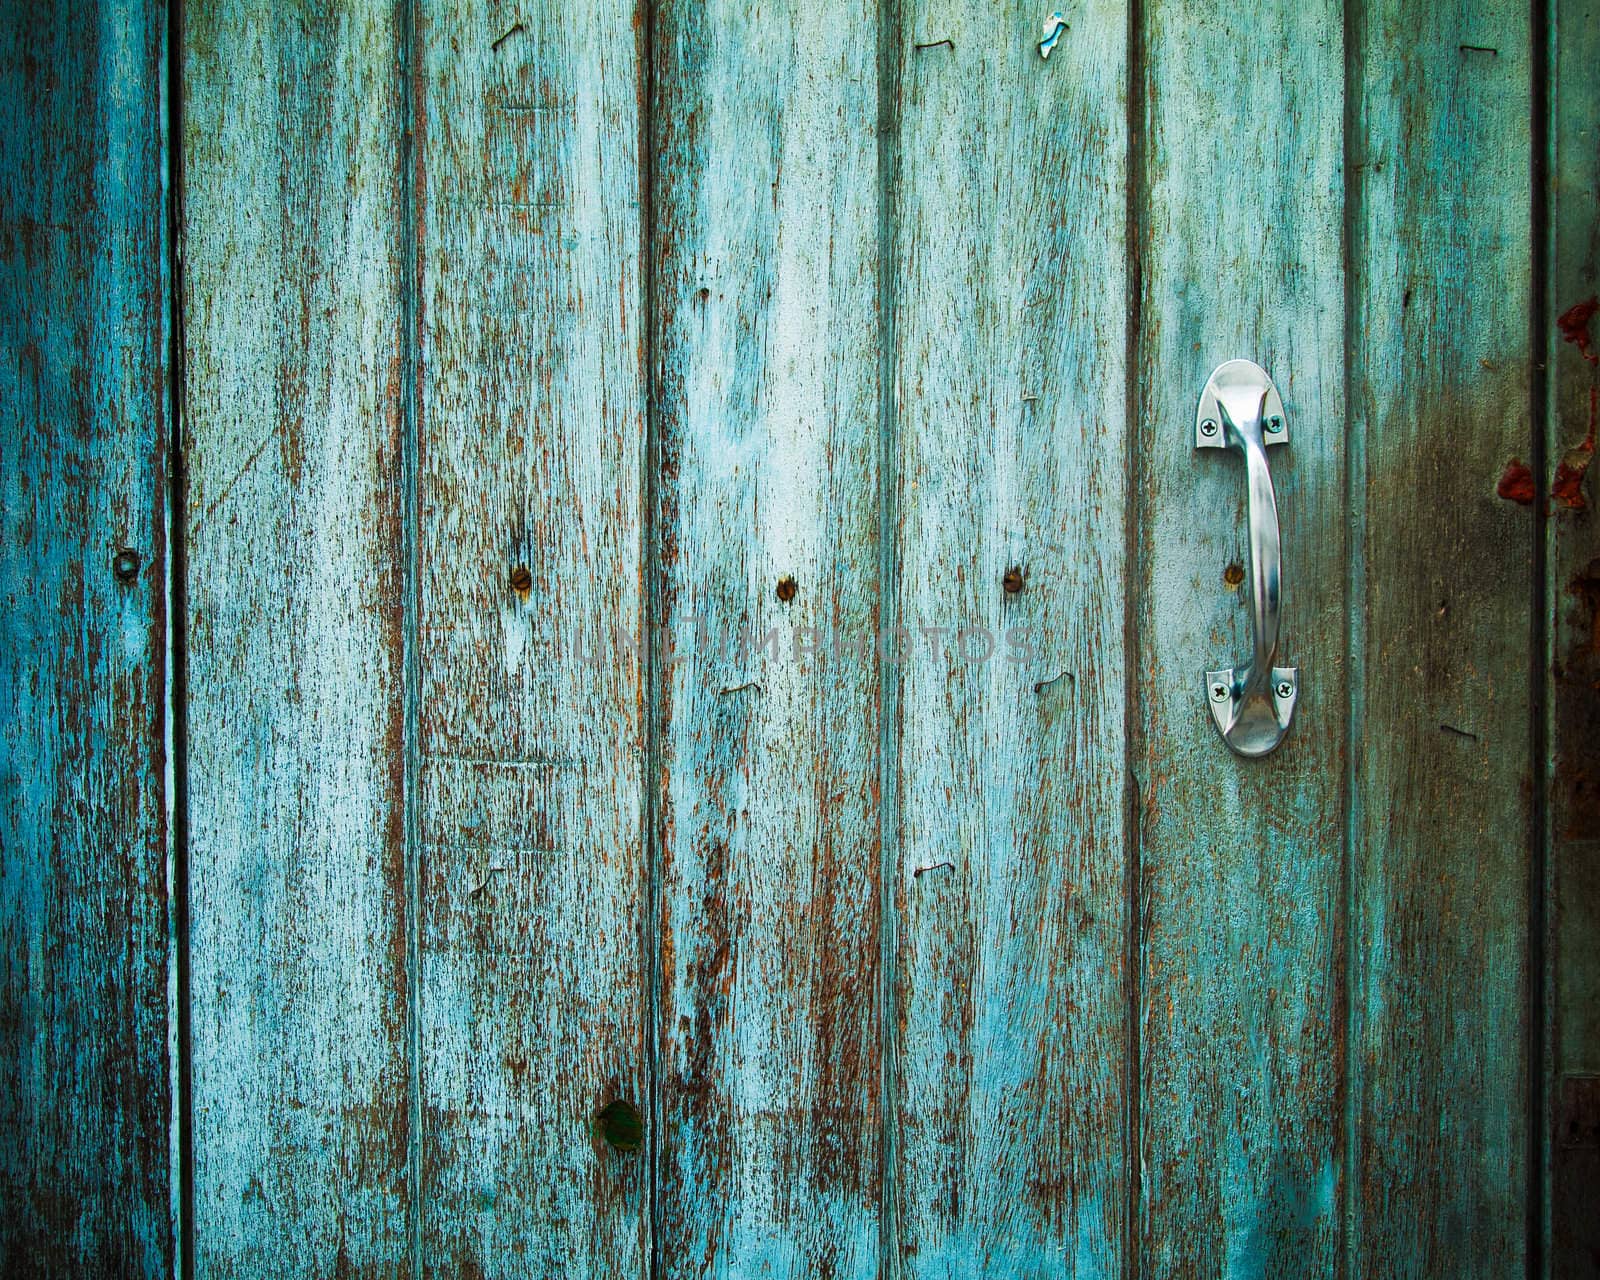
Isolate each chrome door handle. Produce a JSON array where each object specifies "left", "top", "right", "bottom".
[{"left": 1196, "top": 359, "right": 1297, "bottom": 757}]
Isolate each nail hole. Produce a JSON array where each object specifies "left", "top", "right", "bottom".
[
  {"left": 1002, "top": 566, "right": 1025, "bottom": 594},
  {"left": 113, "top": 548, "right": 141, "bottom": 583},
  {"left": 1222, "top": 562, "right": 1245, "bottom": 588},
  {"left": 775, "top": 575, "right": 797, "bottom": 603},
  {"left": 593, "top": 1098, "right": 643, "bottom": 1153},
  {"left": 510, "top": 564, "right": 533, "bottom": 595}
]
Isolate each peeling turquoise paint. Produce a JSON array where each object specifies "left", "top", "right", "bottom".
[{"left": 0, "top": 0, "right": 1581, "bottom": 1276}]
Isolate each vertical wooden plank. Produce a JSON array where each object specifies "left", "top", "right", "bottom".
[
  {"left": 413, "top": 2, "right": 648, "bottom": 1274},
  {"left": 1350, "top": 1, "right": 1533, "bottom": 1272},
  {"left": 1546, "top": 0, "right": 1599, "bottom": 1269},
  {"left": 1136, "top": 0, "right": 1346, "bottom": 1272},
  {"left": 651, "top": 1, "right": 883, "bottom": 1273},
  {"left": 889, "top": 3, "right": 1128, "bottom": 1273},
  {"left": 182, "top": 2, "right": 412, "bottom": 1272},
  {"left": 0, "top": 1, "right": 170, "bottom": 1272}
]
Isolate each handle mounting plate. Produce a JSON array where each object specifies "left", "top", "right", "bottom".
[
  {"left": 1196, "top": 360, "right": 1288, "bottom": 450},
  {"left": 1206, "top": 664, "right": 1299, "bottom": 758}
]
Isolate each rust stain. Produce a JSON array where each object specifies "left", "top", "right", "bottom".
[
  {"left": 1570, "top": 559, "right": 1600, "bottom": 657},
  {"left": 802, "top": 794, "right": 880, "bottom": 1199},
  {"left": 1002, "top": 565, "right": 1026, "bottom": 594},
  {"left": 775, "top": 574, "right": 798, "bottom": 603},
  {"left": 1496, "top": 458, "right": 1536, "bottom": 505},
  {"left": 1558, "top": 295, "right": 1600, "bottom": 366}
]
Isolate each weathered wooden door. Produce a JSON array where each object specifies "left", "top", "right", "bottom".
[{"left": 4, "top": 0, "right": 1599, "bottom": 1275}]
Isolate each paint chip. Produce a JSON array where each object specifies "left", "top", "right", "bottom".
[{"left": 1039, "top": 11, "right": 1068, "bottom": 58}]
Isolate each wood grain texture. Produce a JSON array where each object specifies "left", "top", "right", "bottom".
[
  {"left": 1349, "top": 0, "right": 1534, "bottom": 1272},
  {"left": 1135, "top": 0, "right": 1346, "bottom": 1274},
  {"left": 181, "top": 2, "right": 412, "bottom": 1272},
  {"left": 889, "top": 3, "right": 1128, "bottom": 1273},
  {"left": 652, "top": 1, "right": 884, "bottom": 1273},
  {"left": 413, "top": 1, "right": 649, "bottom": 1274},
  {"left": 16, "top": 4, "right": 1560, "bottom": 1271},
  {"left": 1545, "top": 0, "right": 1600, "bottom": 1269},
  {"left": 0, "top": 1, "right": 170, "bottom": 1273}
]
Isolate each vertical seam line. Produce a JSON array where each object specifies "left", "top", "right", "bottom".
[
  {"left": 1122, "top": 0, "right": 1146, "bottom": 1273},
  {"left": 401, "top": 0, "right": 424, "bottom": 1272},
  {"left": 164, "top": 0, "right": 194, "bottom": 1272},
  {"left": 875, "top": 0, "right": 902, "bottom": 1274},
  {"left": 636, "top": 0, "right": 662, "bottom": 1273},
  {"left": 638, "top": 0, "right": 663, "bottom": 1275},
  {"left": 1340, "top": 0, "right": 1364, "bottom": 1273},
  {"left": 1528, "top": 0, "right": 1553, "bottom": 1270}
]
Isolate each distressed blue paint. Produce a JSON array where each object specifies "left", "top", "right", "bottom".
[
  {"left": 181, "top": 1, "right": 412, "bottom": 1273},
  {"left": 0, "top": 0, "right": 170, "bottom": 1274},
  {"left": 1350, "top": 1, "right": 1535, "bottom": 1273},
  {"left": 1135, "top": 0, "right": 1347, "bottom": 1272},
  {"left": 653, "top": 1, "right": 885, "bottom": 1274},
  {"left": 891, "top": 2, "right": 1130, "bottom": 1274},
  {"left": 413, "top": 0, "right": 650, "bottom": 1274},
  {"left": 3, "top": 0, "right": 1578, "bottom": 1273}
]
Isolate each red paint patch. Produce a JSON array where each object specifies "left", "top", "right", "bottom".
[
  {"left": 1558, "top": 295, "right": 1600, "bottom": 366},
  {"left": 1497, "top": 458, "right": 1536, "bottom": 504},
  {"left": 1552, "top": 394, "right": 1597, "bottom": 511},
  {"left": 1553, "top": 456, "right": 1591, "bottom": 509}
]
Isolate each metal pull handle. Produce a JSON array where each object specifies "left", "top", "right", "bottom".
[{"left": 1196, "top": 359, "right": 1298, "bottom": 757}]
